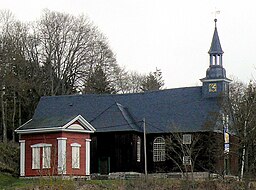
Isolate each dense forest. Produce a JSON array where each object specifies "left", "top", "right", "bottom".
[{"left": 0, "top": 9, "right": 164, "bottom": 142}]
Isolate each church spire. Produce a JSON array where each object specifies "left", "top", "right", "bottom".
[
  {"left": 208, "top": 19, "right": 224, "bottom": 66},
  {"left": 200, "top": 18, "right": 232, "bottom": 98},
  {"left": 209, "top": 19, "right": 224, "bottom": 55}
]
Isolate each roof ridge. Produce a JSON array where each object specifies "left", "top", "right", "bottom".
[{"left": 41, "top": 86, "right": 202, "bottom": 100}]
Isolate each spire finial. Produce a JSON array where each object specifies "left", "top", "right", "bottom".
[
  {"left": 212, "top": 9, "right": 220, "bottom": 27},
  {"left": 214, "top": 18, "right": 217, "bottom": 27}
]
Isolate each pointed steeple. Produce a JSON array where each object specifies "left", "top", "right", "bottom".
[
  {"left": 208, "top": 19, "right": 224, "bottom": 55},
  {"left": 200, "top": 18, "right": 232, "bottom": 98}
]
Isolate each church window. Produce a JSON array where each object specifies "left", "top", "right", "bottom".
[
  {"left": 183, "top": 156, "right": 192, "bottom": 165},
  {"left": 137, "top": 136, "right": 141, "bottom": 162},
  {"left": 153, "top": 137, "right": 165, "bottom": 162},
  {"left": 71, "top": 143, "right": 81, "bottom": 169},
  {"left": 183, "top": 134, "right": 192, "bottom": 145}
]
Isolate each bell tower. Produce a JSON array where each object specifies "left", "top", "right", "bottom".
[{"left": 200, "top": 19, "right": 232, "bottom": 98}]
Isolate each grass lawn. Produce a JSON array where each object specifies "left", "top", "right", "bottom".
[{"left": 0, "top": 173, "right": 252, "bottom": 190}]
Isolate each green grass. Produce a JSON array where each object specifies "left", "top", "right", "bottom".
[
  {"left": 0, "top": 174, "right": 252, "bottom": 190},
  {"left": 0, "top": 173, "right": 35, "bottom": 190}
]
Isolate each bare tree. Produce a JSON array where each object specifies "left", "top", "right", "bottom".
[
  {"left": 222, "top": 80, "right": 256, "bottom": 189},
  {"left": 166, "top": 130, "right": 203, "bottom": 189}
]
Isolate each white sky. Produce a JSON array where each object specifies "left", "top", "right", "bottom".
[{"left": 1, "top": 0, "right": 256, "bottom": 88}]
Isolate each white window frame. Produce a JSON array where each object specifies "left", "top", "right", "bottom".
[
  {"left": 183, "top": 134, "right": 192, "bottom": 145},
  {"left": 137, "top": 136, "right": 141, "bottom": 162},
  {"left": 153, "top": 137, "right": 166, "bottom": 162},
  {"left": 71, "top": 143, "right": 81, "bottom": 169},
  {"left": 31, "top": 143, "right": 52, "bottom": 170},
  {"left": 42, "top": 146, "right": 51, "bottom": 169},
  {"left": 183, "top": 156, "right": 192, "bottom": 165},
  {"left": 32, "top": 147, "right": 40, "bottom": 169}
]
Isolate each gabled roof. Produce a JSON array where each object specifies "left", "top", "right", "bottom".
[
  {"left": 89, "top": 102, "right": 142, "bottom": 132},
  {"left": 15, "top": 115, "right": 96, "bottom": 134},
  {"left": 208, "top": 20, "right": 224, "bottom": 55},
  {"left": 18, "top": 87, "right": 221, "bottom": 134}
]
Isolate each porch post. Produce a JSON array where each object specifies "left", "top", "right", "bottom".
[
  {"left": 85, "top": 139, "right": 91, "bottom": 175},
  {"left": 57, "top": 137, "right": 67, "bottom": 175},
  {"left": 19, "top": 140, "right": 25, "bottom": 177}
]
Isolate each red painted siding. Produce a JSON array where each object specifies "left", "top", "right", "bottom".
[{"left": 20, "top": 132, "right": 90, "bottom": 177}]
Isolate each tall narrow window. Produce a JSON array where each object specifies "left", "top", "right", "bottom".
[
  {"left": 183, "top": 134, "right": 192, "bottom": 145},
  {"left": 42, "top": 146, "right": 51, "bottom": 169},
  {"left": 32, "top": 147, "right": 40, "bottom": 169},
  {"left": 153, "top": 137, "right": 165, "bottom": 162},
  {"left": 71, "top": 143, "right": 81, "bottom": 169},
  {"left": 137, "top": 136, "right": 141, "bottom": 162}
]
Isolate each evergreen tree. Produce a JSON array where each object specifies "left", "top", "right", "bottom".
[
  {"left": 141, "top": 68, "right": 164, "bottom": 91},
  {"left": 83, "top": 65, "right": 115, "bottom": 94}
]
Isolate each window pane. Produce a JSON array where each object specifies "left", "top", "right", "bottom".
[
  {"left": 183, "top": 134, "right": 192, "bottom": 144},
  {"left": 72, "top": 146, "right": 80, "bottom": 169},
  {"left": 153, "top": 137, "right": 165, "bottom": 162},
  {"left": 43, "top": 146, "right": 51, "bottom": 168},
  {"left": 183, "top": 156, "right": 192, "bottom": 165},
  {"left": 32, "top": 147, "right": 40, "bottom": 169},
  {"left": 137, "top": 137, "right": 141, "bottom": 162}
]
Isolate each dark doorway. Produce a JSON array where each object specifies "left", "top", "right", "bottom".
[{"left": 98, "top": 157, "right": 110, "bottom": 174}]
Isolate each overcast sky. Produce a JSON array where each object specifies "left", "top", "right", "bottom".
[{"left": 1, "top": 0, "right": 256, "bottom": 88}]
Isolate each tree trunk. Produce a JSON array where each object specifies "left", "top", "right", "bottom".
[
  {"left": 12, "top": 92, "right": 16, "bottom": 142},
  {"left": 244, "top": 146, "right": 249, "bottom": 190},
  {"left": 1, "top": 88, "right": 7, "bottom": 143},
  {"left": 18, "top": 96, "right": 21, "bottom": 126},
  {"left": 240, "top": 120, "right": 247, "bottom": 180}
]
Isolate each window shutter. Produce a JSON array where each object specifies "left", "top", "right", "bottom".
[
  {"left": 43, "top": 146, "right": 51, "bottom": 168},
  {"left": 71, "top": 143, "right": 81, "bottom": 169},
  {"left": 32, "top": 147, "right": 40, "bottom": 169}
]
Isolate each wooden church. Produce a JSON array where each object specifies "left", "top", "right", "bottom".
[{"left": 16, "top": 19, "right": 238, "bottom": 177}]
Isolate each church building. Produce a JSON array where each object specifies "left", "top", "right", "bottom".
[{"left": 16, "top": 19, "right": 238, "bottom": 178}]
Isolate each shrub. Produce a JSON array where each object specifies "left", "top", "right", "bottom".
[{"left": 0, "top": 142, "right": 19, "bottom": 176}]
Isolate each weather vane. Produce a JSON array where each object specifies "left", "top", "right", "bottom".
[
  {"left": 212, "top": 8, "right": 220, "bottom": 19},
  {"left": 212, "top": 8, "right": 220, "bottom": 26}
]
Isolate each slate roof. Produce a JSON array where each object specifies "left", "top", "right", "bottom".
[
  {"left": 208, "top": 20, "right": 224, "bottom": 55},
  {"left": 18, "top": 86, "right": 221, "bottom": 134}
]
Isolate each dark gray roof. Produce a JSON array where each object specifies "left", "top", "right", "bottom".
[
  {"left": 208, "top": 25, "right": 224, "bottom": 55},
  {"left": 19, "top": 87, "right": 221, "bottom": 134}
]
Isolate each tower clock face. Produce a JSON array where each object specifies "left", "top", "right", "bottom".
[{"left": 209, "top": 83, "right": 217, "bottom": 92}]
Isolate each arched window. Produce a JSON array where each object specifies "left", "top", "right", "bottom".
[
  {"left": 153, "top": 137, "right": 165, "bottom": 162},
  {"left": 137, "top": 136, "right": 141, "bottom": 162}
]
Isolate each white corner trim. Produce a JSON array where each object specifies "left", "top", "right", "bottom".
[
  {"left": 85, "top": 139, "right": 91, "bottom": 175},
  {"left": 71, "top": 143, "right": 81, "bottom": 147},
  {"left": 20, "top": 140, "right": 25, "bottom": 177}
]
